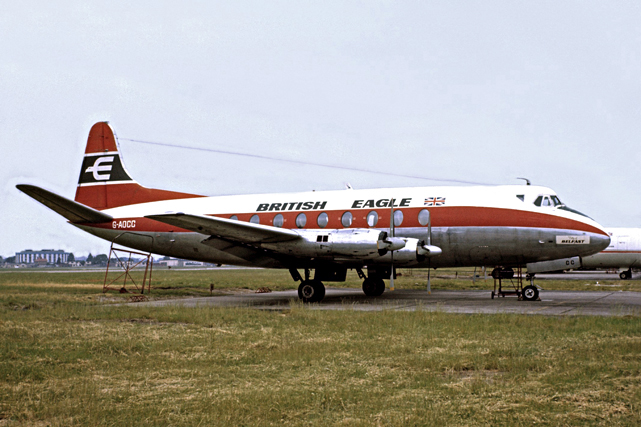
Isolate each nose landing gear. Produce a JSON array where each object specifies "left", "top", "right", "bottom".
[
  {"left": 491, "top": 266, "right": 541, "bottom": 301},
  {"left": 522, "top": 284, "right": 539, "bottom": 301}
]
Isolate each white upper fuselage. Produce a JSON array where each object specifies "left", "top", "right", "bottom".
[{"left": 100, "top": 184, "right": 606, "bottom": 236}]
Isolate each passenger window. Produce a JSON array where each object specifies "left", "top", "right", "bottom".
[
  {"left": 516, "top": 195, "right": 524, "bottom": 202},
  {"left": 273, "top": 214, "right": 284, "bottom": 227},
  {"left": 317, "top": 212, "right": 328, "bottom": 228},
  {"left": 418, "top": 209, "right": 430, "bottom": 226},
  {"left": 367, "top": 211, "right": 378, "bottom": 227},
  {"left": 393, "top": 210, "right": 403, "bottom": 226},
  {"left": 250, "top": 214, "right": 260, "bottom": 224},
  {"left": 341, "top": 212, "right": 353, "bottom": 227},
  {"left": 295, "top": 213, "right": 307, "bottom": 228}
]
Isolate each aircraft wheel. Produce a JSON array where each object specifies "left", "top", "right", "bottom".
[
  {"left": 298, "top": 280, "right": 325, "bottom": 303},
  {"left": 620, "top": 270, "right": 632, "bottom": 280},
  {"left": 522, "top": 285, "right": 539, "bottom": 301},
  {"left": 362, "top": 276, "right": 385, "bottom": 297}
]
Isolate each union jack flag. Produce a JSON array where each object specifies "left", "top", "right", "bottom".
[{"left": 424, "top": 197, "right": 446, "bottom": 206}]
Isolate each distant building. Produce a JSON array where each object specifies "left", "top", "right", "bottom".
[
  {"left": 158, "top": 258, "right": 184, "bottom": 267},
  {"left": 15, "top": 249, "right": 71, "bottom": 265}
]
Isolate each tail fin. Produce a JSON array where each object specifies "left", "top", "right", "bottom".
[{"left": 74, "top": 122, "right": 202, "bottom": 210}]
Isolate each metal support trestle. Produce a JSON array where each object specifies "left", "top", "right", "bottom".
[{"left": 103, "top": 243, "right": 153, "bottom": 294}]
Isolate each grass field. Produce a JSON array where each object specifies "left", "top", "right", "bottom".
[
  {"left": 1, "top": 269, "right": 640, "bottom": 425},
  {"left": 2, "top": 266, "right": 640, "bottom": 306}
]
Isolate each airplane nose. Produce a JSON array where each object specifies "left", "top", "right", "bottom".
[{"left": 590, "top": 232, "right": 611, "bottom": 253}]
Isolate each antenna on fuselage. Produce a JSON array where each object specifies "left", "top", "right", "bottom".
[{"left": 517, "top": 177, "right": 531, "bottom": 185}]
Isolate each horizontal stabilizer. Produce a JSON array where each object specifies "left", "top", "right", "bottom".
[
  {"left": 146, "top": 213, "right": 301, "bottom": 243},
  {"left": 17, "top": 184, "right": 113, "bottom": 223}
]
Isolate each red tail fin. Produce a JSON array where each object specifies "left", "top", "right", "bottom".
[{"left": 74, "top": 122, "right": 202, "bottom": 210}]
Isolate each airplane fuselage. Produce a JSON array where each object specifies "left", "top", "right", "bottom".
[
  {"left": 581, "top": 227, "right": 641, "bottom": 276},
  {"left": 74, "top": 184, "right": 610, "bottom": 271}
]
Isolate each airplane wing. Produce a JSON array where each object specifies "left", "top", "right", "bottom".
[
  {"left": 16, "top": 184, "right": 113, "bottom": 223},
  {"left": 145, "top": 213, "right": 301, "bottom": 243}
]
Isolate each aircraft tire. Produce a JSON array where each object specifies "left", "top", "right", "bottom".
[
  {"left": 362, "top": 276, "right": 385, "bottom": 297},
  {"left": 298, "top": 280, "right": 325, "bottom": 303},
  {"left": 620, "top": 270, "right": 632, "bottom": 280},
  {"left": 522, "top": 285, "right": 539, "bottom": 301}
]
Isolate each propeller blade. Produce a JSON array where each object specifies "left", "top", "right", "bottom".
[
  {"left": 426, "top": 208, "right": 432, "bottom": 294},
  {"left": 390, "top": 198, "right": 395, "bottom": 290}
]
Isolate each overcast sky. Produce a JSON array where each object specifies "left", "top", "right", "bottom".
[{"left": 2, "top": 1, "right": 640, "bottom": 258}]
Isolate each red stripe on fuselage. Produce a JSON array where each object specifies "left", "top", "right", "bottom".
[{"left": 83, "top": 206, "right": 606, "bottom": 235}]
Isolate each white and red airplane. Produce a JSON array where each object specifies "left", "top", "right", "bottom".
[
  {"left": 18, "top": 122, "right": 610, "bottom": 302},
  {"left": 578, "top": 228, "right": 641, "bottom": 279}
]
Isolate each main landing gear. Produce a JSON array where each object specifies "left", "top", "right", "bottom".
[
  {"left": 361, "top": 276, "right": 386, "bottom": 297},
  {"left": 356, "top": 267, "right": 386, "bottom": 297},
  {"left": 289, "top": 268, "right": 388, "bottom": 303},
  {"left": 290, "top": 269, "right": 327, "bottom": 303},
  {"left": 620, "top": 269, "right": 632, "bottom": 280},
  {"left": 297, "top": 279, "right": 325, "bottom": 303}
]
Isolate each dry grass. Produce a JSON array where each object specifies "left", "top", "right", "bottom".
[{"left": 0, "top": 270, "right": 640, "bottom": 425}]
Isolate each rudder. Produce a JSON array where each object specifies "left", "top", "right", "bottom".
[{"left": 75, "top": 122, "right": 202, "bottom": 210}]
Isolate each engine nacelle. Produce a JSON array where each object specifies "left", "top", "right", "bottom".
[
  {"left": 331, "top": 229, "right": 401, "bottom": 257},
  {"left": 260, "top": 228, "right": 441, "bottom": 265}
]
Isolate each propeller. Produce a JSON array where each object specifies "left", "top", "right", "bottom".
[
  {"left": 377, "top": 202, "right": 440, "bottom": 293},
  {"left": 390, "top": 200, "right": 395, "bottom": 290},
  {"left": 418, "top": 209, "right": 443, "bottom": 294},
  {"left": 426, "top": 209, "right": 432, "bottom": 294}
]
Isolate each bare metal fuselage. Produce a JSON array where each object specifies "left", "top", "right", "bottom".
[{"left": 76, "top": 224, "right": 609, "bottom": 270}]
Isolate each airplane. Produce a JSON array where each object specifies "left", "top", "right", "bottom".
[
  {"left": 17, "top": 122, "right": 610, "bottom": 302},
  {"left": 579, "top": 228, "right": 641, "bottom": 279}
]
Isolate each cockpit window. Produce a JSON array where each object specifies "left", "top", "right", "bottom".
[
  {"left": 534, "top": 194, "right": 592, "bottom": 219},
  {"left": 534, "top": 195, "right": 563, "bottom": 207},
  {"left": 533, "top": 196, "right": 549, "bottom": 207},
  {"left": 550, "top": 195, "right": 563, "bottom": 206}
]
